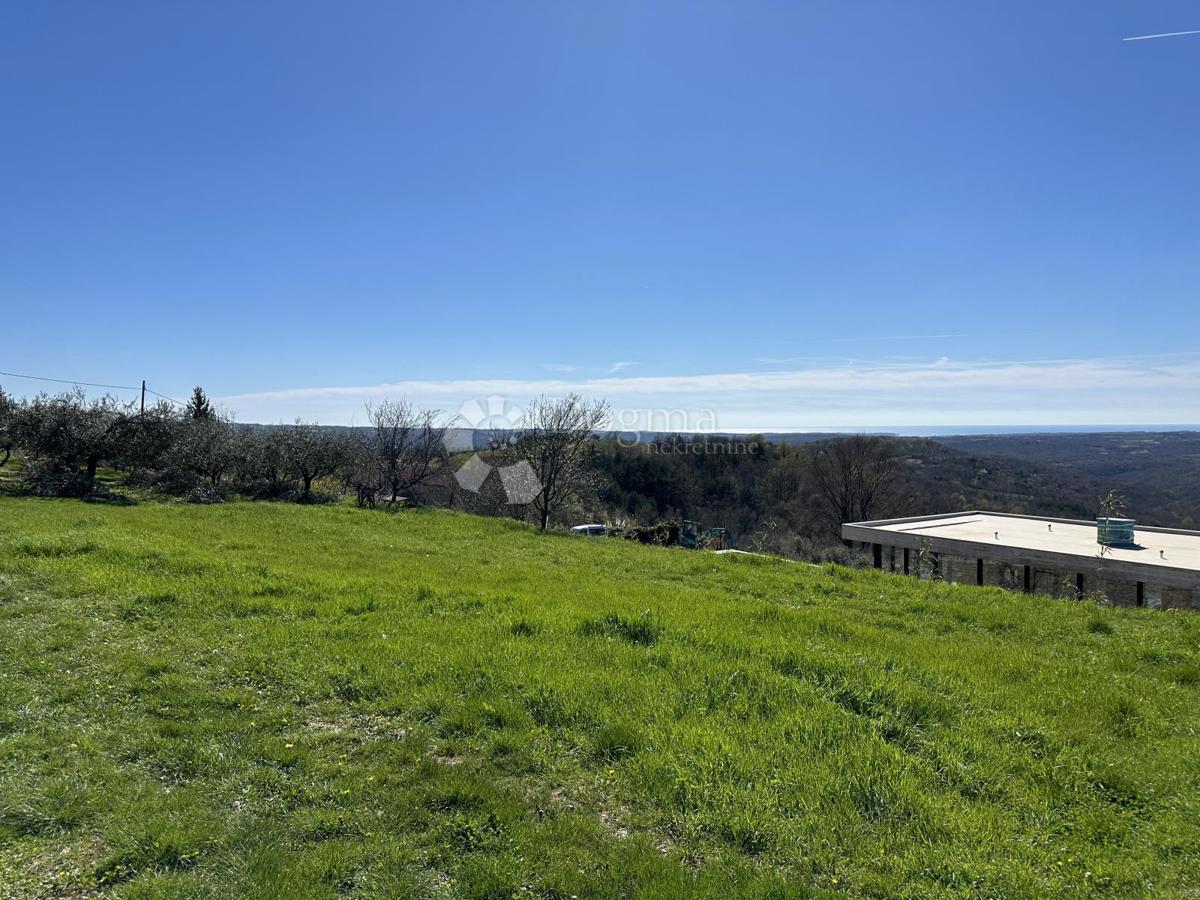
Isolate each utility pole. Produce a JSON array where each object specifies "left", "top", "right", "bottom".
[{"left": 140, "top": 379, "right": 146, "bottom": 415}]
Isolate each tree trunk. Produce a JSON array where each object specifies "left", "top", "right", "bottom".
[{"left": 86, "top": 455, "right": 99, "bottom": 482}]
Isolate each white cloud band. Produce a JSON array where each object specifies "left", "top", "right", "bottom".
[{"left": 216, "top": 354, "right": 1200, "bottom": 430}]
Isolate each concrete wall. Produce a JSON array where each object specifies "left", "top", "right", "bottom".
[
  {"left": 862, "top": 540, "right": 1197, "bottom": 610},
  {"left": 940, "top": 553, "right": 977, "bottom": 586}
]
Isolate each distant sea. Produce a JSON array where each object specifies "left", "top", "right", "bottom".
[
  {"left": 343, "top": 424, "right": 1200, "bottom": 454},
  {"left": 847, "top": 425, "right": 1200, "bottom": 436}
]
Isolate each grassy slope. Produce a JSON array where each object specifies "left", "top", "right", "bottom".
[{"left": 1, "top": 498, "right": 1198, "bottom": 899}]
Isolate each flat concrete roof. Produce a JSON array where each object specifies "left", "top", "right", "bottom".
[{"left": 842, "top": 511, "right": 1200, "bottom": 589}]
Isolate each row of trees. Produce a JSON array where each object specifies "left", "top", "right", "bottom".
[
  {"left": 0, "top": 387, "right": 456, "bottom": 504},
  {"left": 0, "top": 380, "right": 989, "bottom": 556},
  {"left": 0, "top": 381, "right": 956, "bottom": 556},
  {"left": 0, "top": 385, "right": 611, "bottom": 530}
]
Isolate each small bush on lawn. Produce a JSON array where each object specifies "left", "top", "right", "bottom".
[{"left": 185, "top": 484, "right": 225, "bottom": 504}]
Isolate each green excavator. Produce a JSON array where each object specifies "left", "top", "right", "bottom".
[{"left": 680, "top": 520, "right": 733, "bottom": 551}]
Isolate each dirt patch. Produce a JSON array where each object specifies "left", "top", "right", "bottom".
[
  {"left": 1, "top": 833, "right": 105, "bottom": 900},
  {"left": 548, "top": 784, "right": 674, "bottom": 856},
  {"left": 303, "top": 713, "right": 409, "bottom": 742}
]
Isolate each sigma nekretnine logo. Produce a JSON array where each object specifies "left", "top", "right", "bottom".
[{"left": 452, "top": 395, "right": 541, "bottom": 504}]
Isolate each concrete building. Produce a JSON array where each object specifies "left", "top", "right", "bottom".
[{"left": 842, "top": 511, "right": 1200, "bottom": 610}]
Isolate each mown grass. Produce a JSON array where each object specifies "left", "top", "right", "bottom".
[{"left": 1, "top": 497, "right": 1199, "bottom": 898}]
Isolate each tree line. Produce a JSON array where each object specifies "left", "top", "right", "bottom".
[
  {"left": 7, "top": 381, "right": 1105, "bottom": 562},
  {"left": 0, "top": 384, "right": 609, "bottom": 531},
  {"left": 0, "top": 380, "right": 905, "bottom": 553}
]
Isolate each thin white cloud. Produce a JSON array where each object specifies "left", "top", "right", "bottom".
[
  {"left": 825, "top": 332, "right": 1036, "bottom": 343},
  {"left": 541, "top": 363, "right": 579, "bottom": 373},
  {"left": 1123, "top": 29, "right": 1200, "bottom": 42},
  {"left": 608, "top": 361, "right": 639, "bottom": 374},
  {"left": 216, "top": 353, "right": 1200, "bottom": 430},
  {"left": 762, "top": 332, "right": 1036, "bottom": 346}
]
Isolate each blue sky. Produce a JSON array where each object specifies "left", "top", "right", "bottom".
[{"left": 2, "top": 2, "right": 1198, "bottom": 429}]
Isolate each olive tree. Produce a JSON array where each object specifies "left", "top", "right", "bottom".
[
  {"left": 15, "top": 389, "right": 127, "bottom": 488},
  {"left": 111, "top": 400, "right": 179, "bottom": 473},
  {"left": 168, "top": 412, "right": 237, "bottom": 487},
  {"left": 0, "top": 386, "right": 14, "bottom": 468},
  {"left": 281, "top": 421, "right": 350, "bottom": 500},
  {"left": 232, "top": 427, "right": 294, "bottom": 497},
  {"left": 514, "top": 393, "right": 610, "bottom": 531}
]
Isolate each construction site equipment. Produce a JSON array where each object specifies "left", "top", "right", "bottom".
[{"left": 680, "top": 521, "right": 734, "bottom": 550}]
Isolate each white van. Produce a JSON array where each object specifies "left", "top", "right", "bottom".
[{"left": 570, "top": 524, "right": 607, "bottom": 537}]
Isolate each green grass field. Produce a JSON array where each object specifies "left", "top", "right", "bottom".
[{"left": 1, "top": 497, "right": 1199, "bottom": 898}]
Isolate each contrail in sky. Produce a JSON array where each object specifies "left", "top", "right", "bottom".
[{"left": 1123, "top": 29, "right": 1200, "bottom": 42}]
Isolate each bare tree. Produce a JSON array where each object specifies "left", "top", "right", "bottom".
[
  {"left": 362, "top": 399, "right": 447, "bottom": 503},
  {"left": 809, "top": 435, "right": 901, "bottom": 533},
  {"left": 515, "top": 394, "right": 610, "bottom": 531},
  {"left": 282, "top": 421, "right": 350, "bottom": 500}
]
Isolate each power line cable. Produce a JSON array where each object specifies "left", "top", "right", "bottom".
[
  {"left": 145, "top": 388, "right": 187, "bottom": 407},
  {"left": 3, "top": 368, "right": 216, "bottom": 415},
  {"left": 1, "top": 369, "right": 190, "bottom": 411},
  {"left": 0, "top": 369, "right": 140, "bottom": 391}
]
